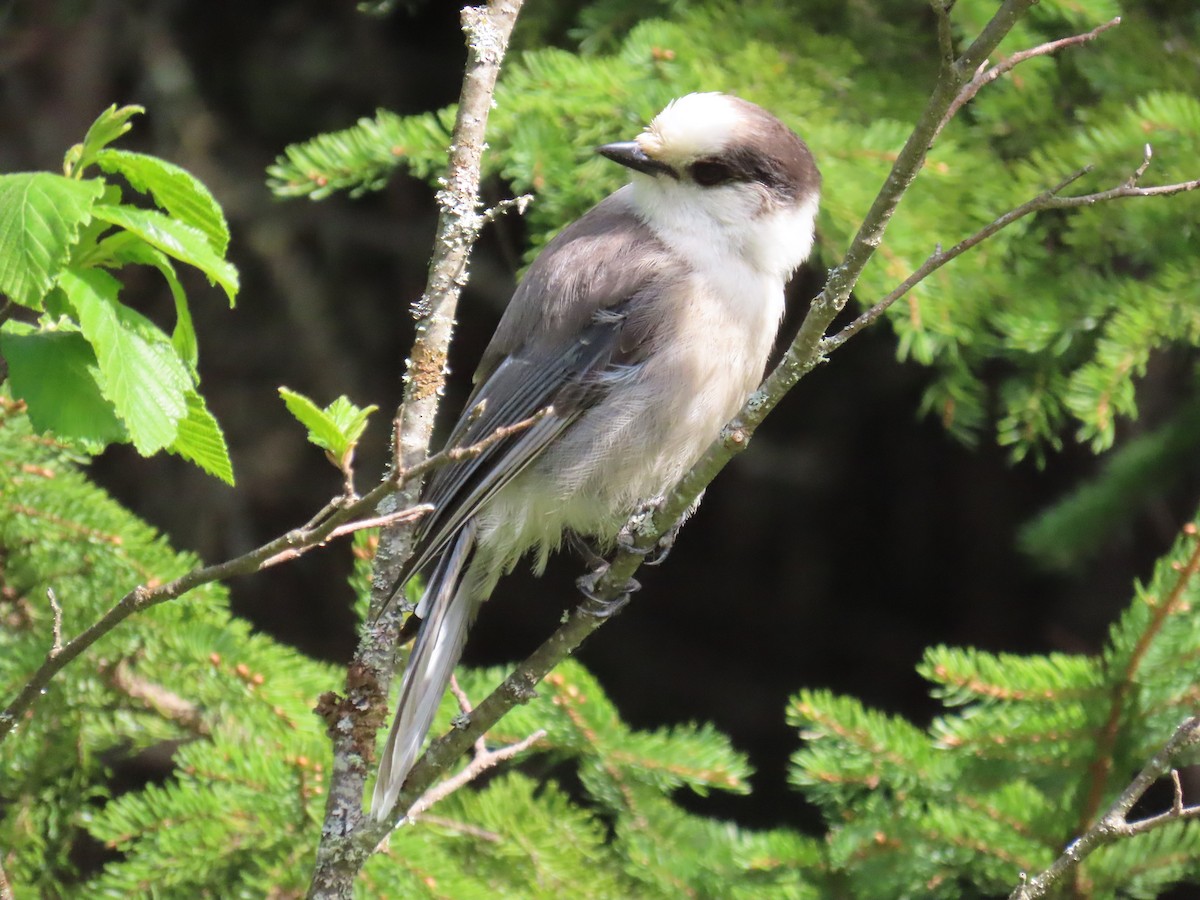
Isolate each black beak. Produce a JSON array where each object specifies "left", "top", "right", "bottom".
[{"left": 596, "top": 141, "right": 677, "bottom": 179}]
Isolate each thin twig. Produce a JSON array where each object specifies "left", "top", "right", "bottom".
[
  {"left": 46, "top": 588, "right": 63, "bottom": 659},
  {"left": 405, "top": 729, "right": 547, "bottom": 822},
  {"left": 1010, "top": 717, "right": 1200, "bottom": 899},
  {"left": 822, "top": 157, "right": 1200, "bottom": 353},
  {"left": 325, "top": 505, "right": 436, "bottom": 542},
  {"left": 936, "top": 17, "right": 1122, "bottom": 138},
  {"left": 0, "top": 472, "right": 396, "bottom": 745},
  {"left": 480, "top": 193, "right": 533, "bottom": 226},
  {"left": 259, "top": 504, "right": 435, "bottom": 569},
  {"left": 398, "top": 406, "right": 552, "bottom": 486}
]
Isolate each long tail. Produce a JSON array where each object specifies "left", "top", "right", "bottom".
[{"left": 372, "top": 519, "right": 479, "bottom": 821}]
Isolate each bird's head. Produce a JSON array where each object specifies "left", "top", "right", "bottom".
[{"left": 597, "top": 93, "right": 821, "bottom": 276}]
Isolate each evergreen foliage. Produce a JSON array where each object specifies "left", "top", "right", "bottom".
[
  {"left": 270, "top": 0, "right": 1200, "bottom": 477},
  {"left": 788, "top": 519, "right": 1200, "bottom": 897},
  {"left": 3, "top": 0, "right": 1200, "bottom": 896},
  {"left": 0, "top": 403, "right": 813, "bottom": 897}
]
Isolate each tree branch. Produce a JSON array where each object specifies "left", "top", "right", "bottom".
[
  {"left": 0, "top": 852, "right": 13, "bottom": 900},
  {"left": 0, "top": 474, "right": 407, "bottom": 745},
  {"left": 935, "top": 17, "right": 1122, "bottom": 139},
  {"left": 306, "top": 2, "right": 524, "bottom": 897},
  {"left": 1010, "top": 716, "right": 1200, "bottom": 900},
  {"left": 0, "top": 410, "right": 539, "bottom": 746},
  {"left": 822, "top": 152, "right": 1200, "bottom": 353},
  {"left": 358, "top": 0, "right": 1142, "bottom": 845},
  {"left": 1076, "top": 522, "right": 1200, "bottom": 840}
]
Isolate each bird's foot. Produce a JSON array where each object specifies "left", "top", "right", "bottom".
[{"left": 576, "top": 566, "right": 641, "bottom": 619}]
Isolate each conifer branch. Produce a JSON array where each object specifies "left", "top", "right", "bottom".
[
  {"left": 823, "top": 153, "right": 1200, "bottom": 352},
  {"left": 365, "top": 0, "right": 1101, "bottom": 839},
  {"left": 1076, "top": 522, "right": 1200, "bottom": 835},
  {"left": 0, "top": 410, "right": 539, "bottom": 747},
  {"left": 1010, "top": 716, "right": 1200, "bottom": 900}
]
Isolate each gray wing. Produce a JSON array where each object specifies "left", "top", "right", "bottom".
[{"left": 382, "top": 189, "right": 678, "bottom": 606}]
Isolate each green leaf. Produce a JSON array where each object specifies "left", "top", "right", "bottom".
[
  {"left": 171, "top": 391, "right": 235, "bottom": 485},
  {"left": 0, "top": 324, "right": 126, "bottom": 449},
  {"left": 278, "top": 388, "right": 377, "bottom": 465},
  {"left": 67, "top": 104, "right": 145, "bottom": 175},
  {"left": 58, "top": 267, "right": 192, "bottom": 455},
  {"left": 324, "top": 395, "right": 378, "bottom": 447},
  {"left": 94, "top": 149, "right": 230, "bottom": 254},
  {"left": 90, "top": 204, "right": 239, "bottom": 305},
  {"left": 99, "top": 231, "right": 199, "bottom": 372},
  {"left": 0, "top": 173, "right": 105, "bottom": 309}
]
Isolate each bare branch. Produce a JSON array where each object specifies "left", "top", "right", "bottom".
[
  {"left": 103, "top": 658, "right": 210, "bottom": 737},
  {"left": 0, "top": 471, "right": 401, "bottom": 747},
  {"left": 307, "top": 2, "right": 525, "bottom": 896},
  {"left": 397, "top": 405, "right": 553, "bottom": 486},
  {"left": 937, "top": 17, "right": 1121, "bottom": 138},
  {"left": 0, "top": 852, "right": 13, "bottom": 900},
  {"left": 480, "top": 192, "right": 533, "bottom": 226},
  {"left": 46, "top": 588, "right": 63, "bottom": 659},
  {"left": 1010, "top": 717, "right": 1200, "bottom": 899},
  {"left": 823, "top": 152, "right": 1199, "bottom": 353},
  {"left": 405, "top": 728, "right": 547, "bottom": 824},
  {"left": 259, "top": 504, "right": 435, "bottom": 569}
]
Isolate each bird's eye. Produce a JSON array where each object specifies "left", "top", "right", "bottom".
[{"left": 689, "top": 160, "right": 734, "bottom": 187}]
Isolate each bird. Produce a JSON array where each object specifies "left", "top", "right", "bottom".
[{"left": 371, "top": 92, "right": 821, "bottom": 821}]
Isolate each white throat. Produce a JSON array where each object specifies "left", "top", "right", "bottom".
[{"left": 626, "top": 179, "right": 818, "bottom": 281}]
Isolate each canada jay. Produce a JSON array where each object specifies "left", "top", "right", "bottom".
[{"left": 372, "top": 92, "right": 821, "bottom": 820}]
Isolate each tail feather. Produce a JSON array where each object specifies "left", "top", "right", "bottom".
[{"left": 372, "top": 520, "right": 478, "bottom": 821}]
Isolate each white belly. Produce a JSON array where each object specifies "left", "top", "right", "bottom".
[{"left": 475, "top": 265, "right": 785, "bottom": 581}]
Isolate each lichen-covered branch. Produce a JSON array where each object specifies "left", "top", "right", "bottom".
[{"left": 306, "top": 2, "right": 524, "bottom": 898}]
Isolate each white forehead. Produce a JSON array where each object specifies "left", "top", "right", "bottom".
[{"left": 637, "top": 92, "right": 743, "bottom": 161}]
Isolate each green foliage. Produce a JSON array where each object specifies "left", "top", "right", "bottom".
[
  {"left": 0, "top": 105, "right": 236, "bottom": 482},
  {"left": 0, "top": 402, "right": 803, "bottom": 898},
  {"left": 1020, "top": 399, "right": 1200, "bottom": 571},
  {"left": 788, "top": 517, "right": 1200, "bottom": 898},
  {"left": 279, "top": 387, "right": 379, "bottom": 472},
  {"left": 6, "top": 2, "right": 1200, "bottom": 897},
  {"left": 269, "top": 0, "right": 1200, "bottom": 469}
]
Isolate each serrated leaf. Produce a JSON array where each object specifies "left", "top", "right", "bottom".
[
  {"left": 171, "top": 390, "right": 235, "bottom": 485},
  {"left": 69, "top": 104, "right": 145, "bottom": 175},
  {"left": 0, "top": 324, "right": 126, "bottom": 450},
  {"left": 58, "top": 267, "right": 192, "bottom": 455},
  {"left": 95, "top": 149, "right": 230, "bottom": 254},
  {"left": 0, "top": 173, "right": 105, "bottom": 308},
  {"left": 90, "top": 204, "right": 239, "bottom": 305},
  {"left": 278, "top": 387, "right": 349, "bottom": 457},
  {"left": 324, "top": 396, "right": 378, "bottom": 446},
  {"left": 100, "top": 231, "right": 199, "bottom": 372}
]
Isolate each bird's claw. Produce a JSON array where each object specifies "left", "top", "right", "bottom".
[{"left": 576, "top": 568, "right": 640, "bottom": 619}]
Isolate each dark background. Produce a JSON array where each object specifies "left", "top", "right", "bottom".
[{"left": 3, "top": 0, "right": 1196, "bottom": 831}]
